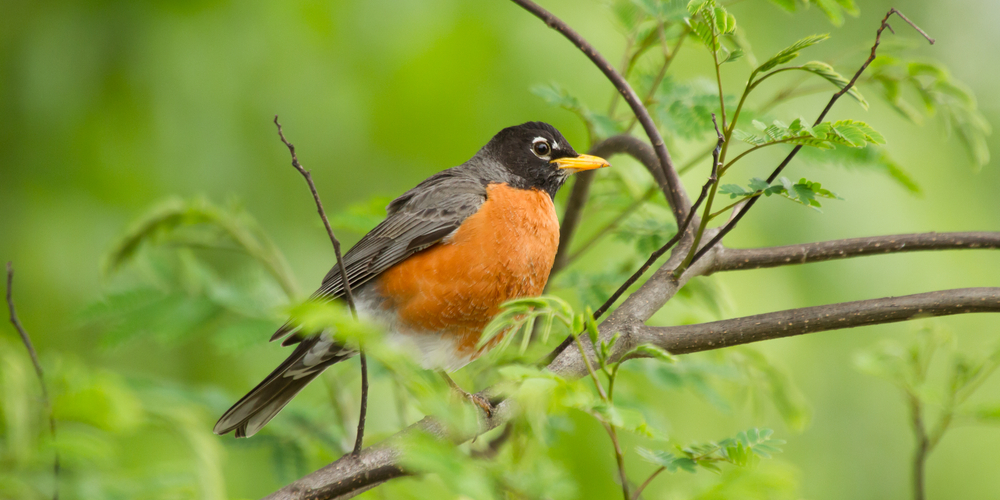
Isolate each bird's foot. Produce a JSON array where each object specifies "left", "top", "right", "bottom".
[
  {"left": 440, "top": 371, "right": 493, "bottom": 418},
  {"left": 466, "top": 392, "right": 494, "bottom": 418}
]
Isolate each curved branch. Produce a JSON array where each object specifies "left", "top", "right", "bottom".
[
  {"left": 553, "top": 135, "right": 665, "bottom": 274},
  {"left": 711, "top": 232, "right": 1000, "bottom": 273},
  {"left": 7, "top": 263, "right": 59, "bottom": 500},
  {"left": 637, "top": 288, "right": 999, "bottom": 354},
  {"left": 510, "top": 0, "right": 691, "bottom": 221}
]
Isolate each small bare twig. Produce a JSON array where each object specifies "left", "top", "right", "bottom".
[
  {"left": 7, "top": 262, "right": 59, "bottom": 500},
  {"left": 273, "top": 116, "right": 368, "bottom": 458},
  {"left": 631, "top": 466, "right": 666, "bottom": 500},
  {"left": 685, "top": 8, "right": 935, "bottom": 268}
]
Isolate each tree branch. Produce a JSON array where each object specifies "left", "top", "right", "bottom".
[
  {"left": 7, "top": 262, "right": 59, "bottom": 500},
  {"left": 635, "top": 288, "right": 999, "bottom": 354},
  {"left": 510, "top": 0, "right": 691, "bottom": 221},
  {"left": 711, "top": 232, "right": 1000, "bottom": 273},
  {"left": 273, "top": 117, "right": 367, "bottom": 457}
]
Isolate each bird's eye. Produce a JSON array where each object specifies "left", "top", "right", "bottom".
[{"left": 532, "top": 141, "right": 551, "bottom": 157}]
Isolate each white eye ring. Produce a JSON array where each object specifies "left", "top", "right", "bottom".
[{"left": 531, "top": 137, "right": 552, "bottom": 160}]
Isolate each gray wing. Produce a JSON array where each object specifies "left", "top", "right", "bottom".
[{"left": 271, "top": 168, "right": 487, "bottom": 344}]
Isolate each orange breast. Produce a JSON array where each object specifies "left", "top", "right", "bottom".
[{"left": 375, "top": 182, "right": 560, "bottom": 359}]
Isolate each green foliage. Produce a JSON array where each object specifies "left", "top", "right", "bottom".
[
  {"left": 731, "top": 118, "right": 885, "bottom": 151},
  {"left": 637, "top": 428, "right": 784, "bottom": 474},
  {"left": 854, "top": 324, "right": 1000, "bottom": 493},
  {"left": 104, "top": 197, "right": 298, "bottom": 298},
  {"left": 719, "top": 176, "right": 841, "bottom": 211},
  {"left": 478, "top": 296, "right": 575, "bottom": 355},
  {"left": 798, "top": 143, "right": 922, "bottom": 194},
  {"left": 867, "top": 57, "right": 992, "bottom": 168},
  {"left": 653, "top": 77, "right": 737, "bottom": 140},
  {"left": 0, "top": 339, "right": 232, "bottom": 499},
  {"left": 763, "top": 0, "right": 859, "bottom": 26},
  {"left": 755, "top": 34, "right": 829, "bottom": 74}
]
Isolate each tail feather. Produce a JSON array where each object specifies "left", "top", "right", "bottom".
[{"left": 215, "top": 335, "right": 354, "bottom": 437}]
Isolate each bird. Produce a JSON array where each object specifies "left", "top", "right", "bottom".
[{"left": 214, "top": 122, "right": 610, "bottom": 438}]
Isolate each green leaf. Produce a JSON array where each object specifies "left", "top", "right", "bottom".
[
  {"left": 756, "top": 34, "right": 829, "bottom": 74},
  {"left": 798, "top": 61, "right": 868, "bottom": 109},
  {"left": 620, "top": 344, "right": 677, "bottom": 364},
  {"left": 798, "top": 144, "right": 921, "bottom": 194},
  {"left": 813, "top": 0, "right": 858, "bottom": 26},
  {"left": 637, "top": 448, "right": 697, "bottom": 473},
  {"left": 719, "top": 184, "right": 753, "bottom": 198},
  {"left": 711, "top": 6, "right": 737, "bottom": 35},
  {"left": 722, "top": 47, "right": 745, "bottom": 64}
]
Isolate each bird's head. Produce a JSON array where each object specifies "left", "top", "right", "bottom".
[{"left": 479, "top": 121, "right": 610, "bottom": 197}]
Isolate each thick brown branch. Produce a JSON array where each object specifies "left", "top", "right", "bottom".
[
  {"left": 7, "top": 263, "right": 59, "bottom": 500},
  {"left": 711, "top": 232, "right": 1000, "bottom": 273},
  {"left": 510, "top": 0, "right": 691, "bottom": 221},
  {"left": 636, "top": 288, "right": 1000, "bottom": 354}
]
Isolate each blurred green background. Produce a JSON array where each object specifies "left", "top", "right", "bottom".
[{"left": 2, "top": 0, "right": 999, "bottom": 499}]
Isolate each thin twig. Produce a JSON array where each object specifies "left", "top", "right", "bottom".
[
  {"left": 631, "top": 466, "right": 666, "bottom": 500},
  {"left": 353, "top": 352, "right": 369, "bottom": 456},
  {"left": 7, "top": 262, "right": 59, "bottom": 500},
  {"left": 685, "top": 8, "right": 935, "bottom": 269},
  {"left": 511, "top": 0, "right": 691, "bottom": 222},
  {"left": 273, "top": 116, "right": 357, "bottom": 317},
  {"left": 909, "top": 394, "right": 929, "bottom": 500},
  {"left": 674, "top": 114, "right": 725, "bottom": 275},
  {"left": 273, "top": 116, "right": 368, "bottom": 458}
]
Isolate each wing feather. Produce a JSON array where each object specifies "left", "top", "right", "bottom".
[{"left": 272, "top": 170, "right": 487, "bottom": 343}]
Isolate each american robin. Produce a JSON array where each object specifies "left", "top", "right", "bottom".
[{"left": 214, "top": 122, "right": 609, "bottom": 438}]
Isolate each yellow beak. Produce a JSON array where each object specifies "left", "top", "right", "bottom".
[{"left": 550, "top": 154, "right": 611, "bottom": 173}]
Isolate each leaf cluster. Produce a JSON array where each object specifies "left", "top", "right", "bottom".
[{"left": 638, "top": 428, "right": 784, "bottom": 474}]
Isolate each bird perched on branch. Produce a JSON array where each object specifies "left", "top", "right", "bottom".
[{"left": 214, "top": 122, "right": 609, "bottom": 438}]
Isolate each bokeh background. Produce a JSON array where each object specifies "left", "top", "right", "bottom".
[{"left": 2, "top": 0, "right": 999, "bottom": 499}]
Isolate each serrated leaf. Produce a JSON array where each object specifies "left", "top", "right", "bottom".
[
  {"left": 637, "top": 448, "right": 698, "bottom": 473},
  {"left": 732, "top": 128, "right": 766, "bottom": 146},
  {"left": 722, "top": 47, "right": 745, "bottom": 64},
  {"left": 756, "top": 34, "right": 829, "bottom": 73}
]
